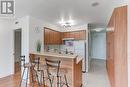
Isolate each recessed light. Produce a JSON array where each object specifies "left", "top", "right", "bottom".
[{"left": 92, "top": 2, "right": 99, "bottom": 7}]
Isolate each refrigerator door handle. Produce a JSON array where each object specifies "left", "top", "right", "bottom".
[{"left": 82, "top": 42, "right": 87, "bottom": 73}]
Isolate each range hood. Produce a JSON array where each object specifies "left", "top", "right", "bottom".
[{"left": 62, "top": 38, "right": 75, "bottom": 41}]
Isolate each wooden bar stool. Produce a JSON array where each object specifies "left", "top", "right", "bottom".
[
  {"left": 19, "top": 56, "right": 40, "bottom": 87},
  {"left": 45, "top": 58, "right": 69, "bottom": 87}
]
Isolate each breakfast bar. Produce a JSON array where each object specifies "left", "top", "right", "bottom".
[{"left": 30, "top": 52, "right": 82, "bottom": 87}]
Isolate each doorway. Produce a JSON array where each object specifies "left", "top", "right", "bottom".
[
  {"left": 14, "top": 29, "right": 22, "bottom": 74},
  {"left": 87, "top": 29, "right": 110, "bottom": 87}
]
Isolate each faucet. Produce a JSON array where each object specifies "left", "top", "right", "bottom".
[
  {"left": 46, "top": 46, "right": 50, "bottom": 52},
  {"left": 65, "top": 49, "right": 68, "bottom": 54}
]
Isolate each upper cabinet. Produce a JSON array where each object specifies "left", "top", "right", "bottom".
[
  {"left": 44, "top": 27, "right": 86, "bottom": 45},
  {"left": 62, "top": 30, "right": 86, "bottom": 40},
  {"left": 44, "top": 27, "right": 61, "bottom": 45}
]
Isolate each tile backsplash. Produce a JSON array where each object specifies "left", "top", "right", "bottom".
[{"left": 44, "top": 44, "right": 74, "bottom": 53}]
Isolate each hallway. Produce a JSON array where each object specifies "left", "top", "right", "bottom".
[{"left": 87, "top": 59, "right": 110, "bottom": 87}]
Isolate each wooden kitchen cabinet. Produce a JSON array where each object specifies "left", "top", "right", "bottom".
[
  {"left": 62, "top": 30, "right": 86, "bottom": 40},
  {"left": 73, "top": 31, "right": 80, "bottom": 39},
  {"left": 62, "top": 32, "right": 70, "bottom": 38},
  {"left": 107, "top": 6, "right": 128, "bottom": 87},
  {"left": 80, "top": 30, "right": 86, "bottom": 40},
  {"left": 44, "top": 27, "right": 61, "bottom": 45},
  {"left": 44, "top": 27, "right": 86, "bottom": 45},
  {"left": 69, "top": 32, "right": 75, "bottom": 38},
  {"left": 44, "top": 28, "right": 50, "bottom": 44}
]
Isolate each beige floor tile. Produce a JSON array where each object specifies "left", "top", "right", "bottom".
[{"left": 83, "top": 59, "right": 110, "bottom": 87}]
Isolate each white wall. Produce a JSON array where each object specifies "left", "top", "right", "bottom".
[
  {"left": 0, "top": 16, "right": 30, "bottom": 78},
  {"left": 44, "top": 23, "right": 61, "bottom": 32},
  {"left": 0, "top": 19, "right": 14, "bottom": 78},
  {"left": 91, "top": 31, "right": 106, "bottom": 60},
  {"left": 29, "top": 16, "right": 61, "bottom": 53},
  {"left": 29, "top": 16, "right": 44, "bottom": 52}
]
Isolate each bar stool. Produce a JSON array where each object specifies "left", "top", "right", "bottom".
[
  {"left": 34, "top": 57, "right": 47, "bottom": 87},
  {"left": 45, "top": 58, "right": 69, "bottom": 87},
  {"left": 19, "top": 56, "right": 40, "bottom": 87}
]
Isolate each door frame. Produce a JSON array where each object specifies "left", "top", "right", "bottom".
[{"left": 13, "top": 28, "right": 22, "bottom": 74}]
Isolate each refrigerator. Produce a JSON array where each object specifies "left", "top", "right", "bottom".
[{"left": 73, "top": 40, "right": 88, "bottom": 73}]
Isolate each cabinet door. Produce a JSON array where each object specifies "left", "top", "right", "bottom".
[
  {"left": 49, "top": 29, "right": 53, "bottom": 44},
  {"left": 44, "top": 28, "right": 62, "bottom": 45},
  {"left": 79, "top": 31, "right": 86, "bottom": 40},
  {"left": 63, "top": 32, "right": 70, "bottom": 38},
  {"left": 74, "top": 31, "right": 80, "bottom": 39},
  {"left": 44, "top": 28, "right": 50, "bottom": 45},
  {"left": 62, "top": 31, "right": 86, "bottom": 40},
  {"left": 69, "top": 32, "right": 74, "bottom": 38},
  {"left": 57, "top": 32, "right": 62, "bottom": 44},
  {"left": 55, "top": 31, "right": 59, "bottom": 44},
  {"left": 44, "top": 29, "right": 47, "bottom": 44}
]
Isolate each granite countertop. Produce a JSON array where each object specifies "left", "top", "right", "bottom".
[{"left": 30, "top": 52, "right": 83, "bottom": 63}]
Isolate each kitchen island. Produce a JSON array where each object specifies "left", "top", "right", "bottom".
[{"left": 30, "top": 52, "right": 82, "bottom": 87}]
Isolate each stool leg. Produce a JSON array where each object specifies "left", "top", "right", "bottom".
[
  {"left": 60, "top": 76, "right": 62, "bottom": 87},
  {"left": 48, "top": 74, "right": 53, "bottom": 87},
  {"left": 57, "top": 76, "right": 59, "bottom": 87},
  {"left": 26, "top": 68, "right": 29, "bottom": 87},
  {"left": 51, "top": 76, "right": 54, "bottom": 87},
  {"left": 42, "top": 71, "right": 45, "bottom": 87},
  {"left": 35, "top": 70, "right": 40, "bottom": 87},
  {"left": 64, "top": 75, "right": 69, "bottom": 87},
  {"left": 40, "top": 71, "right": 42, "bottom": 86},
  {"left": 19, "top": 68, "right": 26, "bottom": 87},
  {"left": 48, "top": 76, "right": 52, "bottom": 87},
  {"left": 31, "top": 67, "right": 34, "bottom": 87}
]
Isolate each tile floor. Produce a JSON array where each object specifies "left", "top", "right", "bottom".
[{"left": 83, "top": 59, "right": 110, "bottom": 87}]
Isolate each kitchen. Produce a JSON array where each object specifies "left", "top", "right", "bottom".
[
  {"left": 0, "top": 0, "right": 129, "bottom": 87},
  {"left": 30, "top": 26, "right": 88, "bottom": 87}
]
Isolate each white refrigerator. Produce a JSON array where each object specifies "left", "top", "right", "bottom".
[{"left": 73, "top": 40, "right": 88, "bottom": 73}]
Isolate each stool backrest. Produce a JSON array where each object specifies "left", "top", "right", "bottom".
[
  {"left": 29, "top": 56, "right": 40, "bottom": 70},
  {"left": 20, "top": 56, "right": 26, "bottom": 68},
  {"left": 45, "top": 58, "right": 61, "bottom": 76}
]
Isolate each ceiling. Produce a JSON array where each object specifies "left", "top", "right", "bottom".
[{"left": 15, "top": 0, "right": 127, "bottom": 28}]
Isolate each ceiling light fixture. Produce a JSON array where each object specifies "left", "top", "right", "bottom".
[{"left": 59, "top": 19, "right": 75, "bottom": 28}]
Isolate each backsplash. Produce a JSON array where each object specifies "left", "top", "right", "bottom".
[
  {"left": 44, "top": 44, "right": 74, "bottom": 53},
  {"left": 60, "top": 45, "right": 74, "bottom": 52}
]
